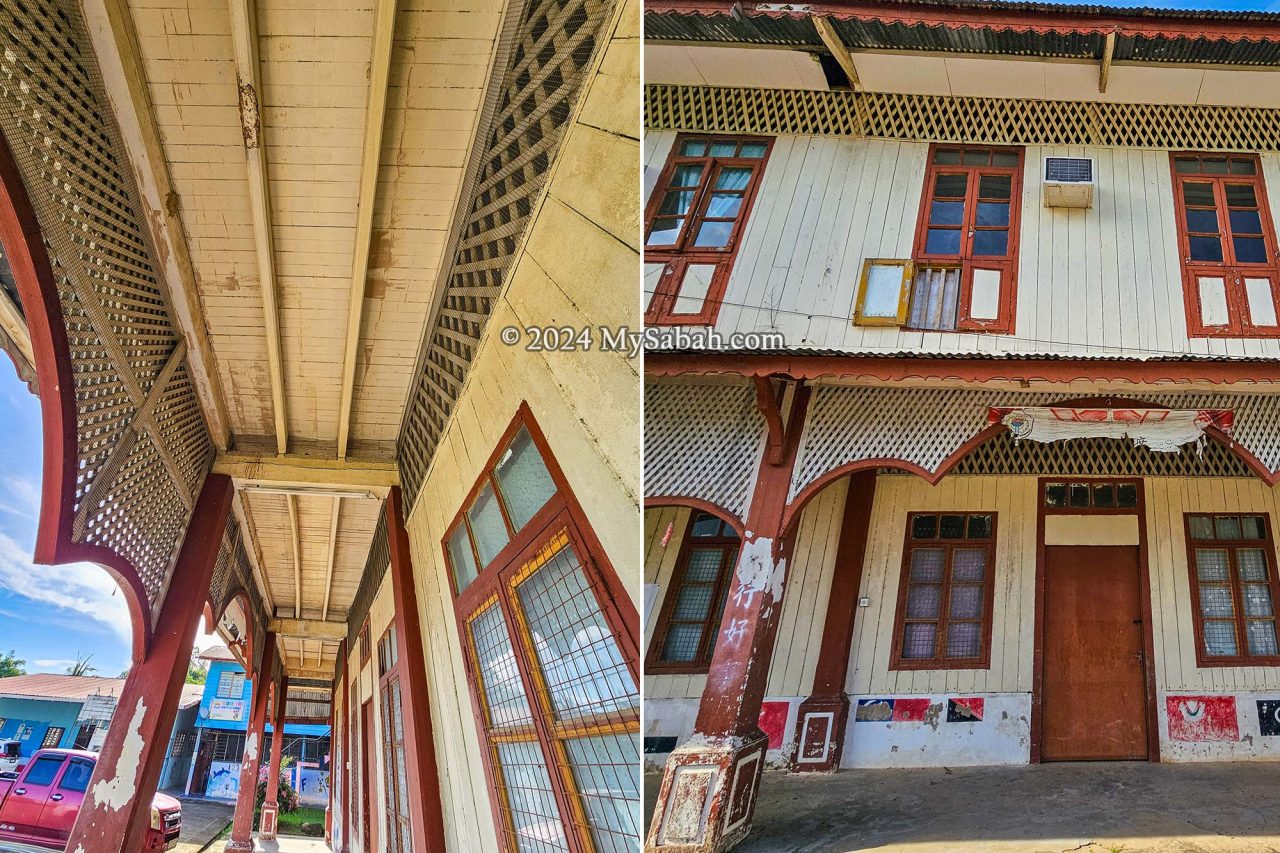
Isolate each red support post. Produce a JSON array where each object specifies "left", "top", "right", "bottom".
[
  {"left": 259, "top": 675, "right": 289, "bottom": 840},
  {"left": 789, "top": 471, "right": 877, "bottom": 772},
  {"left": 65, "top": 474, "right": 234, "bottom": 853},
  {"left": 386, "top": 486, "right": 447, "bottom": 850},
  {"left": 337, "top": 640, "right": 350, "bottom": 853},
  {"left": 646, "top": 381, "right": 810, "bottom": 853},
  {"left": 225, "top": 631, "right": 278, "bottom": 852}
]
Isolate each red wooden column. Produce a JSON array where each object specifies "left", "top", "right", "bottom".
[
  {"left": 66, "top": 474, "right": 234, "bottom": 853},
  {"left": 225, "top": 631, "right": 278, "bottom": 852},
  {"left": 646, "top": 379, "right": 810, "bottom": 853},
  {"left": 259, "top": 675, "right": 289, "bottom": 840},
  {"left": 789, "top": 471, "right": 877, "bottom": 772},
  {"left": 386, "top": 486, "right": 447, "bottom": 850},
  {"left": 336, "top": 640, "right": 351, "bottom": 853}
]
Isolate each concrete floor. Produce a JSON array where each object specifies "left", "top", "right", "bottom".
[
  {"left": 646, "top": 763, "right": 1280, "bottom": 852},
  {"left": 172, "top": 797, "right": 234, "bottom": 852}
]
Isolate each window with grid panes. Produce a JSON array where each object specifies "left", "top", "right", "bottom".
[
  {"left": 891, "top": 513, "right": 997, "bottom": 669},
  {"left": 908, "top": 146, "right": 1023, "bottom": 333},
  {"left": 216, "top": 670, "right": 245, "bottom": 699},
  {"left": 646, "top": 511, "right": 739, "bottom": 673},
  {"left": 378, "top": 626, "right": 411, "bottom": 853},
  {"left": 643, "top": 135, "right": 772, "bottom": 325},
  {"left": 41, "top": 727, "right": 63, "bottom": 749},
  {"left": 445, "top": 409, "right": 641, "bottom": 852},
  {"left": 1171, "top": 154, "right": 1280, "bottom": 336},
  {"left": 1185, "top": 513, "right": 1280, "bottom": 665}
]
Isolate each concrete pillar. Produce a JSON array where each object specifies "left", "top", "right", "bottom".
[
  {"left": 646, "top": 380, "right": 810, "bottom": 853},
  {"left": 66, "top": 474, "right": 234, "bottom": 853},
  {"left": 790, "top": 471, "right": 877, "bottom": 772},
  {"left": 224, "top": 631, "right": 277, "bottom": 852},
  {"left": 386, "top": 486, "right": 447, "bottom": 850},
  {"left": 259, "top": 676, "right": 289, "bottom": 840}
]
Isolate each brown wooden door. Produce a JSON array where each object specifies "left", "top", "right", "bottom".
[
  {"left": 361, "top": 699, "right": 377, "bottom": 851},
  {"left": 1042, "top": 545, "right": 1149, "bottom": 760}
]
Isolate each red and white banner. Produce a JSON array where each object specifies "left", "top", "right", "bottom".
[{"left": 988, "top": 407, "right": 1233, "bottom": 453}]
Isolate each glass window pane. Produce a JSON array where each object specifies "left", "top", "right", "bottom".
[
  {"left": 714, "top": 167, "right": 751, "bottom": 191},
  {"left": 1185, "top": 208, "right": 1219, "bottom": 233},
  {"left": 709, "top": 141, "right": 737, "bottom": 157},
  {"left": 952, "top": 549, "right": 986, "bottom": 582},
  {"left": 1248, "top": 620, "right": 1279, "bottom": 656},
  {"left": 1182, "top": 181, "right": 1215, "bottom": 208},
  {"left": 1200, "top": 585, "right": 1235, "bottom": 618},
  {"left": 972, "top": 230, "right": 1009, "bottom": 256},
  {"left": 967, "top": 515, "right": 992, "bottom": 539},
  {"left": 1216, "top": 516, "right": 1243, "bottom": 540},
  {"left": 901, "top": 623, "right": 936, "bottom": 659},
  {"left": 946, "top": 622, "right": 980, "bottom": 658},
  {"left": 906, "top": 584, "right": 941, "bottom": 619},
  {"left": 929, "top": 200, "right": 964, "bottom": 225},
  {"left": 934, "top": 149, "right": 961, "bottom": 165},
  {"left": 690, "top": 513, "right": 722, "bottom": 537},
  {"left": 1190, "top": 236, "right": 1224, "bottom": 262},
  {"left": 658, "top": 191, "right": 695, "bottom": 216},
  {"left": 646, "top": 218, "right": 683, "bottom": 246},
  {"left": 448, "top": 526, "right": 480, "bottom": 593},
  {"left": 1230, "top": 209, "right": 1263, "bottom": 235},
  {"left": 1242, "top": 516, "right": 1267, "bottom": 539},
  {"left": 1203, "top": 158, "right": 1229, "bottom": 174},
  {"left": 704, "top": 193, "right": 743, "bottom": 218},
  {"left": 976, "top": 202, "right": 1009, "bottom": 227},
  {"left": 1189, "top": 516, "right": 1214, "bottom": 540},
  {"left": 680, "top": 140, "right": 706, "bottom": 157},
  {"left": 912, "top": 515, "right": 938, "bottom": 539},
  {"left": 949, "top": 585, "right": 982, "bottom": 619},
  {"left": 673, "top": 586, "right": 713, "bottom": 621},
  {"left": 693, "top": 220, "right": 734, "bottom": 248},
  {"left": 495, "top": 741, "right": 569, "bottom": 852},
  {"left": 1231, "top": 158, "right": 1258, "bottom": 175},
  {"left": 469, "top": 603, "right": 534, "bottom": 728},
  {"left": 925, "top": 229, "right": 961, "bottom": 255},
  {"left": 1195, "top": 549, "right": 1230, "bottom": 582},
  {"left": 22, "top": 756, "right": 63, "bottom": 786},
  {"left": 1069, "top": 483, "right": 1090, "bottom": 508},
  {"left": 494, "top": 428, "right": 558, "bottom": 532},
  {"left": 564, "top": 734, "right": 642, "bottom": 853},
  {"left": 992, "top": 151, "right": 1020, "bottom": 167},
  {"left": 1204, "top": 621, "right": 1238, "bottom": 656},
  {"left": 468, "top": 483, "right": 511, "bottom": 566},
  {"left": 1117, "top": 483, "right": 1138, "bottom": 507},
  {"left": 1244, "top": 583, "right": 1273, "bottom": 617},
  {"left": 740, "top": 143, "right": 768, "bottom": 158},
  {"left": 1227, "top": 184, "right": 1258, "bottom": 208},
  {"left": 515, "top": 546, "right": 639, "bottom": 720},
  {"left": 1239, "top": 549, "right": 1269, "bottom": 581},
  {"left": 58, "top": 759, "right": 92, "bottom": 793},
  {"left": 1174, "top": 157, "right": 1199, "bottom": 173},
  {"left": 978, "top": 175, "right": 1011, "bottom": 199},
  {"left": 910, "top": 548, "right": 945, "bottom": 582},
  {"left": 684, "top": 547, "right": 726, "bottom": 582},
  {"left": 1235, "top": 237, "right": 1268, "bottom": 264},
  {"left": 661, "top": 624, "right": 702, "bottom": 662},
  {"left": 962, "top": 150, "right": 989, "bottom": 166},
  {"left": 671, "top": 164, "right": 703, "bottom": 187},
  {"left": 934, "top": 173, "right": 967, "bottom": 198},
  {"left": 1046, "top": 483, "right": 1067, "bottom": 506},
  {"left": 940, "top": 515, "right": 966, "bottom": 539},
  {"left": 1093, "top": 484, "right": 1115, "bottom": 508}
]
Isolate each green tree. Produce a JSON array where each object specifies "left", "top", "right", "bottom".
[
  {"left": 186, "top": 658, "right": 208, "bottom": 685},
  {"left": 65, "top": 653, "right": 97, "bottom": 677},
  {"left": 0, "top": 650, "right": 25, "bottom": 678}
]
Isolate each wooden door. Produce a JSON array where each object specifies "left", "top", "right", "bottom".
[
  {"left": 361, "top": 699, "right": 377, "bottom": 852},
  {"left": 1042, "top": 545, "right": 1149, "bottom": 760}
]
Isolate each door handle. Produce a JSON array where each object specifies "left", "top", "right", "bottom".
[
  {"left": 13, "top": 788, "right": 24, "bottom": 795},
  {"left": 49, "top": 794, "right": 62, "bottom": 801}
]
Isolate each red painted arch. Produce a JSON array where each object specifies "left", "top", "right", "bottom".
[
  {"left": 644, "top": 495, "right": 747, "bottom": 536},
  {"left": 0, "top": 130, "right": 152, "bottom": 663}
]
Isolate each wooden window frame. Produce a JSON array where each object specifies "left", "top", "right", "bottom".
[
  {"left": 853, "top": 258, "right": 913, "bottom": 327},
  {"left": 644, "top": 134, "right": 773, "bottom": 326},
  {"left": 1183, "top": 512, "right": 1280, "bottom": 667},
  {"left": 377, "top": 623, "right": 411, "bottom": 853},
  {"left": 890, "top": 512, "right": 998, "bottom": 671},
  {"left": 443, "top": 404, "right": 639, "bottom": 853},
  {"left": 358, "top": 620, "right": 371, "bottom": 667},
  {"left": 909, "top": 144, "right": 1024, "bottom": 334},
  {"left": 645, "top": 511, "right": 740, "bottom": 675},
  {"left": 1170, "top": 152, "right": 1280, "bottom": 337}
]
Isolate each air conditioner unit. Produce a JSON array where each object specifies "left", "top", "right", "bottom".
[{"left": 1043, "top": 156, "right": 1095, "bottom": 209}]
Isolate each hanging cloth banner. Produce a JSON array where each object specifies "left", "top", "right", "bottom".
[{"left": 987, "top": 407, "right": 1234, "bottom": 453}]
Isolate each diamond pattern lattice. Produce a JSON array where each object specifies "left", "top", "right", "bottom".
[{"left": 646, "top": 85, "right": 1280, "bottom": 151}]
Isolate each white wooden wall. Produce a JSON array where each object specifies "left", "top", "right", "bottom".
[{"left": 644, "top": 130, "right": 1280, "bottom": 359}]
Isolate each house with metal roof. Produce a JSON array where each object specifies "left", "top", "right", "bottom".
[{"left": 643, "top": 1, "right": 1280, "bottom": 849}]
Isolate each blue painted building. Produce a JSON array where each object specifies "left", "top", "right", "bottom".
[
  {"left": 188, "top": 646, "right": 330, "bottom": 805},
  {"left": 0, "top": 674, "right": 127, "bottom": 756}
]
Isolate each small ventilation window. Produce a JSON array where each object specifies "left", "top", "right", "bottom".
[{"left": 1045, "top": 157, "right": 1093, "bottom": 183}]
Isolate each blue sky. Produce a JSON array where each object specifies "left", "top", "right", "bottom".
[
  {"left": 1061, "top": 0, "right": 1280, "bottom": 8},
  {"left": 0, "top": 360, "right": 216, "bottom": 677}
]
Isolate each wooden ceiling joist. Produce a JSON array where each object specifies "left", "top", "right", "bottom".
[
  {"left": 230, "top": 489, "right": 276, "bottom": 617},
  {"left": 268, "top": 618, "right": 347, "bottom": 642},
  {"left": 228, "top": 0, "right": 289, "bottom": 455},
  {"left": 213, "top": 452, "right": 398, "bottom": 490},
  {"left": 322, "top": 498, "right": 340, "bottom": 621},
  {"left": 336, "top": 0, "right": 401, "bottom": 460},
  {"left": 1099, "top": 30, "right": 1117, "bottom": 93},
  {"left": 287, "top": 493, "right": 303, "bottom": 619},
  {"left": 812, "top": 15, "right": 862, "bottom": 91}
]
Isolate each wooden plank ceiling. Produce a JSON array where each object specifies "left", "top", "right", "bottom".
[{"left": 110, "top": 0, "right": 505, "bottom": 675}]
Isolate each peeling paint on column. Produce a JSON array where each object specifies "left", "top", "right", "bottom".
[
  {"left": 243, "top": 731, "right": 259, "bottom": 763},
  {"left": 90, "top": 698, "right": 147, "bottom": 811},
  {"left": 735, "top": 535, "right": 786, "bottom": 598}
]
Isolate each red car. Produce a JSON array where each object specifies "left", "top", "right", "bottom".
[{"left": 0, "top": 749, "right": 180, "bottom": 851}]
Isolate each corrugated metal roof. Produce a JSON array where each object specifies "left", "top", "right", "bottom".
[
  {"left": 646, "top": 348, "right": 1280, "bottom": 363},
  {"left": 0, "top": 674, "right": 127, "bottom": 703}
]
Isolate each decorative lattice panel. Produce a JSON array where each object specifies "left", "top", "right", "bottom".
[
  {"left": 0, "top": 0, "right": 215, "bottom": 626},
  {"left": 208, "top": 512, "right": 268, "bottom": 645},
  {"left": 949, "top": 432, "right": 1254, "bottom": 478},
  {"left": 397, "top": 0, "right": 615, "bottom": 505},
  {"left": 645, "top": 84, "right": 1280, "bottom": 152},
  {"left": 791, "top": 385, "right": 1280, "bottom": 500},
  {"left": 645, "top": 380, "right": 765, "bottom": 522},
  {"left": 347, "top": 509, "right": 388, "bottom": 651}
]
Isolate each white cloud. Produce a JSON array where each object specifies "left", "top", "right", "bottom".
[
  {"left": 31, "top": 658, "right": 77, "bottom": 671},
  {"left": 0, "top": 532, "right": 134, "bottom": 644}
]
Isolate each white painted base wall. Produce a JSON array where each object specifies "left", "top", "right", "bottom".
[
  {"left": 842, "top": 693, "right": 1031, "bottom": 769},
  {"left": 1160, "top": 691, "right": 1280, "bottom": 761}
]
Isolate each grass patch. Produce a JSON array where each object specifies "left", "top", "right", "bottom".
[{"left": 210, "top": 806, "right": 325, "bottom": 840}]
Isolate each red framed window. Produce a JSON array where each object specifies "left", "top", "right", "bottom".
[
  {"left": 908, "top": 145, "right": 1023, "bottom": 333},
  {"left": 644, "top": 135, "right": 772, "bottom": 326},
  {"left": 1184, "top": 513, "right": 1280, "bottom": 666},
  {"left": 890, "top": 512, "right": 997, "bottom": 670},
  {"left": 645, "top": 511, "right": 739, "bottom": 674},
  {"left": 444, "top": 405, "right": 640, "bottom": 852},
  {"left": 1171, "top": 153, "right": 1280, "bottom": 337}
]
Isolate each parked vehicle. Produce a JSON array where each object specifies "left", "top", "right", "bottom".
[
  {"left": 0, "top": 749, "right": 180, "bottom": 851},
  {"left": 0, "top": 745, "right": 19, "bottom": 776}
]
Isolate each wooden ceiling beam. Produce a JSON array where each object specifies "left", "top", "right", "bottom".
[
  {"left": 336, "top": 0, "right": 400, "bottom": 459},
  {"left": 228, "top": 0, "right": 289, "bottom": 455},
  {"left": 287, "top": 493, "right": 303, "bottom": 619},
  {"left": 80, "top": 0, "right": 233, "bottom": 451},
  {"left": 231, "top": 490, "right": 277, "bottom": 617},
  {"left": 812, "top": 16, "right": 861, "bottom": 91},
  {"left": 214, "top": 452, "right": 398, "bottom": 491},
  {"left": 267, "top": 619, "right": 347, "bottom": 641},
  {"left": 1099, "top": 30, "right": 1117, "bottom": 93},
  {"left": 322, "top": 497, "right": 341, "bottom": 621}
]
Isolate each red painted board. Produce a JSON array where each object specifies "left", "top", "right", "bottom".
[
  {"left": 1166, "top": 695, "right": 1239, "bottom": 742},
  {"left": 891, "top": 698, "right": 930, "bottom": 722},
  {"left": 758, "top": 701, "right": 789, "bottom": 749}
]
